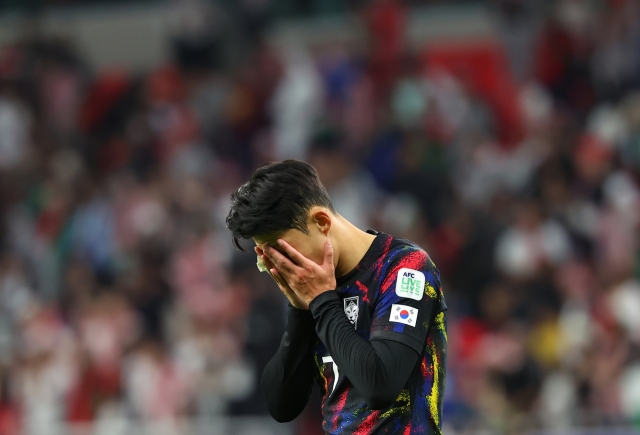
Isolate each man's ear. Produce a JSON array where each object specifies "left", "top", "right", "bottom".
[{"left": 311, "top": 208, "right": 332, "bottom": 236}]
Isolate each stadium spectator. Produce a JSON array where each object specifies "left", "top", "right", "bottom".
[{"left": 0, "top": 0, "right": 638, "bottom": 433}]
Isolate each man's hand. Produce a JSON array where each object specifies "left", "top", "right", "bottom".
[
  {"left": 255, "top": 246, "right": 309, "bottom": 310},
  {"left": 264, "top": 239, "right": 336, "bottom": 307}
]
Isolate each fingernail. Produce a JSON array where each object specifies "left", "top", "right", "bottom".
[{"left": 277, "top": 239, "right": 283, "bottom": 245}]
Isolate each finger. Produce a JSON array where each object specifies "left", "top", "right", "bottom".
[
  {"left": 261, "top": 254, "right": 275, "bottom": 270},
  {"left": 271, "top": 268, "right": 306, "bottom": 306},
  {"left": 276, "top": 239, "right": 313, "bottom": 268},
  {"left": 266, "top": 268, "right": 285, "bottom": 289},
  {"left": 323, "top": 239, "right": 334, "bottom": 268},
  {"left": 270, "top": 267, "right": 292, "bottom": 290},
  {"left": 264, "top": 256, "right": 298, "bottom": 291},
  {"left": 257, "top": 250, "right": 278, "bottom": 282},
  {"left": 272, "top": 269, "right": 304, "bottom": 300},
  {"left": 265, "top": 245, "right": 299, "bottom": 274}
]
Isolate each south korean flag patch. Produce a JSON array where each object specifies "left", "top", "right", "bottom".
[
  {"left": 344, "top": 296, "right": 359, "bottom": 329},
  {"left": 390, "top": 304, "right": 418, "bottom": 327}
]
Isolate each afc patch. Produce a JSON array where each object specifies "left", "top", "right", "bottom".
[
  {"left": 390, "top": 304, "right": 418, "bottom": 327},
  {"left": 343, "top": 296, "right": 359, "bottom": 329},
  {"left": 395, "top": 268, "right": 425, "bottom": 301}
]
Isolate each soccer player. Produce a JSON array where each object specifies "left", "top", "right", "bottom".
[{"left": 226, "top": 160, "right": 447, "bottom": 435}]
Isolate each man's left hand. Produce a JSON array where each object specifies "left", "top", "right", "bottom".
[{"left": 264, "top": 239, "right": 336, "bottom": 306}]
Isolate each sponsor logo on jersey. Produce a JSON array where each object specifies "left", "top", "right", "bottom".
[
  {"left": 390, "top": 304, "right": 418, "bottom": 327},
  {"left": 395, "top": 268, "right": 425, "bottom": 301},
  {"left": 343, "top": 296, "right": 359, "bottom": 329}
]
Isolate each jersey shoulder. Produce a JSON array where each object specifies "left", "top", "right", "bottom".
[
  {"left": 384, "top": 235, "right": 436, "bottom": 272},
  {"left": 371, "top": 235, "right": 439, "bottom": 297}
]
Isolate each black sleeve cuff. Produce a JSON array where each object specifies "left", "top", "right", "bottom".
[
  {"left": 309, "top": 291, "right": 340, "bottom": 320},
  {"left": 287, "top": 303, "right": 314, "bottom": 323}
]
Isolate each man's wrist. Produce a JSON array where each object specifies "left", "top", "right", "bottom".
[
  {"left": 309, "top": 290, "right": 339, "bottom": 318},
  {"left": 287, "top": 302, "right": 313, "bottom": 317},
  {"left": 286, "top": 303, "right": 316, "bottom": 332}
]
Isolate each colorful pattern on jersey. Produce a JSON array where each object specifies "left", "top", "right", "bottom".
[{"left": 313, "top": 233, "right": 447, "bottom": 435}]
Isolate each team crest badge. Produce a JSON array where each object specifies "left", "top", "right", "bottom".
[{"left": 343, "top": 296, "right": 359, "bottom": 329}]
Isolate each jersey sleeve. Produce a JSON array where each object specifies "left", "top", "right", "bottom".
[
  {"left": 369, "top": 250, "right": 442, "bottom": 354},
  {"left": 261, "top": 304, "right": 318, "bottom": 422}
]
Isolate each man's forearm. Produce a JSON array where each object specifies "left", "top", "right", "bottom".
[
  {"left": 309, "top": 292, "right": 419, "bottom": 410},
  {"left": 261, "top": 305, "right": 317, "bottom": 422}
]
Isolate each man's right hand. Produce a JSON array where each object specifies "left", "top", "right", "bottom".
[{"left": 255, "top": 246, "right": 309, "bottom": 310}]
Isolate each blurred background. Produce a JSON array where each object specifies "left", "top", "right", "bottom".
[{"left": 0, "top": 0, "right": 639, "bottom": 434}]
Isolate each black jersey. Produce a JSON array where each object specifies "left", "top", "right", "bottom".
[{"left": 262, "top": 231, "right": 447, "bottom": 435}]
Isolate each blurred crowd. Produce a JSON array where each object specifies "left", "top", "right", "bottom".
[{"left": 0, "top": 0, "right": 640, "bottom": 434}]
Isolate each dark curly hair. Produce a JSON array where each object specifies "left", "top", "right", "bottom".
[{"left": 226, "top": 160, "right": 335, "bottom": 250}]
